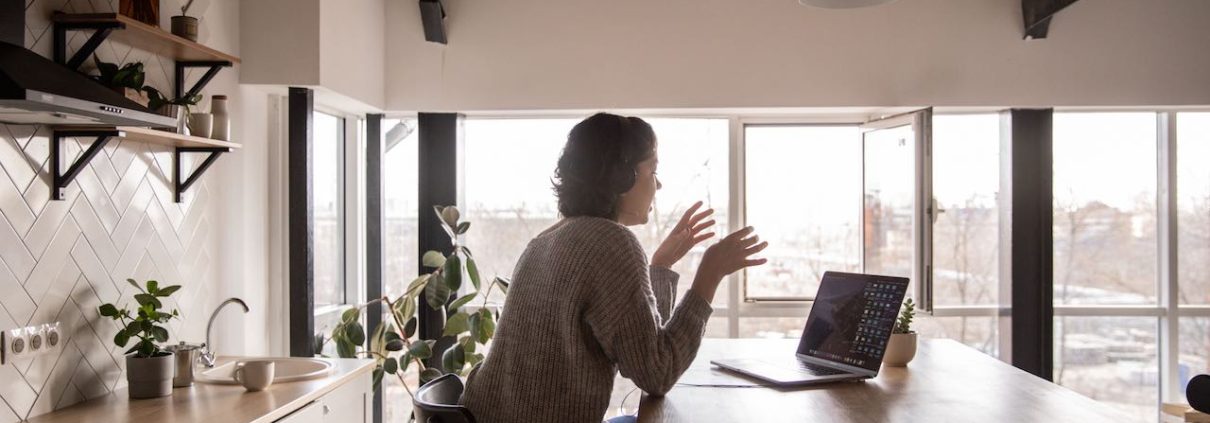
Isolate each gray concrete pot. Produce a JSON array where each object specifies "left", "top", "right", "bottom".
[{"left": 126, "top": 352, "right": 175, "bottom": 399}]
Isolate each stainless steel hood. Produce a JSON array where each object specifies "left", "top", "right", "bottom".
[{"left": 0, "top": 41, "right": 175, "bottom": 127}]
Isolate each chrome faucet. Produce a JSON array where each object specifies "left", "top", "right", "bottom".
[{"left": 201, "top": 297, "right": 249, "bottom": 368}]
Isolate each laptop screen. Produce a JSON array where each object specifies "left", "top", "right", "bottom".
[{"left": 796, "top": 272, "right": 909, "bottom": 372}]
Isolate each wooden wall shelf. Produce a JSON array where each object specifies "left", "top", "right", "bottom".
[
  {"left": 115, "top": 126, "right": 242, "bottom": 149},
  {"left": 51, "top": 13, "right": 240, "bottom": 64}
]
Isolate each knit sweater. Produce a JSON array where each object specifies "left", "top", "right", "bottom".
[{"left": 460, "top": 217, "right": 714, "bottom": 423}]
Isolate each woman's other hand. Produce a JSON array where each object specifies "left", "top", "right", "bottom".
[
  {"left": 690, "top": 226, "right": 769, "bottom": 303},
  {"left": 651, "top": 201, "right": 715, "bottom": 269}
]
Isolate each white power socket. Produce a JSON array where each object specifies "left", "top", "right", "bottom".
[{"left": 2, "top": 322, "right": 62, "bottom": 365}]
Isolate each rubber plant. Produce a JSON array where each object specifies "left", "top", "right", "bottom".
[{"left": 324, "top": 205, "right": 509, "bottom": 394}]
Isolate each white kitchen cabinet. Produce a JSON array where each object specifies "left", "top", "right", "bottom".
[{"left": 275, "top": 376, "right": 372, "bottom": 423}]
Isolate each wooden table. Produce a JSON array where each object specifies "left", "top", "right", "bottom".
[{"left": 608, "top": 339, "right": 1131, "bottom": 422}]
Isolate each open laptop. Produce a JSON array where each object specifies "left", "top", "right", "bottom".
[{"left": 711, "top": 271, "right": 909, "bottom": 386}]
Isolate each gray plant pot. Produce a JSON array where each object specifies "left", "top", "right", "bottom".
[{"left": 126, "top": 353, "right": 175, "bottom": 399}]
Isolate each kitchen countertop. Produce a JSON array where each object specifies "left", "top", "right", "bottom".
[{"left": 28, "top": 357, "right": 376, "bottom": 423}]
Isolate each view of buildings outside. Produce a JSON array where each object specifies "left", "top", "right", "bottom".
[
  {"left": 365, "top": 112, "right": 1209, "bottom": 422},
  {"left": 1053, "top": 112, "right": 1159, "bottom": 421},
  {"left": 1177, "top": 113, "right": 1210, "bottom": 403},
  {"left": 380, "top": 119, "right": 421, "bottom": 423},
  {"left": 313, "top": 112, "right": 344, "bottom": 309}
]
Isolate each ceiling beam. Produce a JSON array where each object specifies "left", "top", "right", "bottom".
[{"left": 1022, "top": 0, "right": 1081, "bottom": 39}]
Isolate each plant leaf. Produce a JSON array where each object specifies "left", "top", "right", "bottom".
[
  {"left": 404, "top": 317, "right": 418, "bottom": 338},
  {"left": 422, "top": 250, "right": 446, "bottom": 268},
  {"left": 456, "top": 221, "right": 471, "bottom": 235},
  {"left": 408, "top": 339, "right": 433, "bottom": 359},
  {"left": 134, "top": 293, "right": 161, "bottom": 309},
  {"left": 342, "top": 307, "right": 360, "bottom": 323},
  {"left": 442, "top": 345, "right": 465, "bottom": 373},
  {"left": 466, "top": 258, "right": 481, "bottom": 291},
  {"left": 442, "top": 312, "right": 470, "bottom": 337},
  {"left": 443, "top": 255, "right": 461, "bottom": 293},
  {"left": 345, "top": 321, "right": 366, "bottom": 346},
  {"left": 466, "top": 352, "right": 485, "bottom": 368},
  {"left": 494, "top": 277, "right": 510, "bottom": 295},
  {"left": 114, "top": 330, "right": 130, "bottom": 347},
  {"left": 460, "top": 336, "right": 476, "bottom": 354},
  {"left": 448, "top": 293, "right": 477, "bottom": 311},
  {"left": 385, "top": 339, "right": 405, "bottom": 352},
  {"left": 440, "top": 206, "right": 460, "bottom": 227},
  {"left": 156, "top": 285, "right": 181, "bottom": 297},
  {"left": 406, "top": 274, "right": 431, "bottom": 297},
  {"left": 99, "top": 303, "right": 119, "bottom": 317},
  {"left": 127, "top": 279, "right": 144, "bottom": 293},
  {"left": 425, "top": 272, "right": 450, "bottom": 310},
  {"left": 150, "top": 325, "right": 169, "bottom": 342},
  {"left": 146, "top": 280, "right": 159, "bottom": 294},
  {"left": 395, "top": 297, "right": 416, "bottom": 322},
  {"left": 384, "top": 357, "right": 398, "bottom": 374},
  {"left": 477, "top": 309, "right": 496, "bottom": 344},
  {"left": 336, "top": 336, "right": 356, "bottom": 358}
]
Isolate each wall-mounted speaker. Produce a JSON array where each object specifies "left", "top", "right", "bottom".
[
  {"left": 419, "top": 0, "right": 447, "bottom": 44},
  {"left": 1190, "top": 374, "right": 1210, "bottom": 413}
]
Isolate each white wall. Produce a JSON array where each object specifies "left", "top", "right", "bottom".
[
  {"left": 385, "top": 0, "right": 1210, "bottom": 112},
  {"left": 1, "top": 0, "right": 271, "bottom": 419},
  {"left": 242, "top": 0, "right": 386, "bottom": 111}
]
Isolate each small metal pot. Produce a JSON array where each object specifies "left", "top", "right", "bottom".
[{"left": 165, "top": 342, "right": 203, "bottom": 387}]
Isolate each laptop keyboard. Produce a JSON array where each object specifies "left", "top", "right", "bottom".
[{"left": 796, "top": 361, "right": 848, "bottom": 376}]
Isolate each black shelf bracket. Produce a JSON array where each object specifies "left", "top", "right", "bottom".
[
  {"left": 175, "top": 61, "right": 233, "bottom": 100},
  {"left": 51, "top": 130, "right": 121, "bottom": 201},
  {"left": 52, "top": 16, "right": 124, "bottom": 71},
  {"left": 174, "top": 146, "right": 230, "bottom": 203}
]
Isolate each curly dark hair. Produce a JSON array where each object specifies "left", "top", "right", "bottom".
[{"left": 553, "top": 113, "right": 657, "bottom": 219}]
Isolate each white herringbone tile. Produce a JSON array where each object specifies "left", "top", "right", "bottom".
[{"left": 3, "top": 0, "right": 221, "bottom": 418}]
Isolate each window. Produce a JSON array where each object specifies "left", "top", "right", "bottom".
[
  {"left": 743, "top": 125, "right": 861, "bottom": 300},
  {"left": 1053, "top": 113, "right": 1158, "bottom": 306},
  {"left": 381, "top": 118, "right": 420, "bottom": 423},
  {"left": 1178, "top": 113, "right": 1210, "bottom": 306},
  {"left": 1053, "top": 112, "right": 1160, "bottom": 420},
  {"left": 313, "top": 112, "right": 346, "bottom": 307},
  {"left": 461, "top": 117, "right": 731, "bottom": 309}
]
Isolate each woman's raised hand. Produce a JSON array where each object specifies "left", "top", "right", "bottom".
[
  {"left": 690, "top": 226, "right": 769, "bottom": 303},
  {"left": 651, "top": 201, "right": 715, "bottom": 269}
]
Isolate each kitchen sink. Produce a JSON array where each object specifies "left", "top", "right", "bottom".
[{"left": 195, "top": 357, "right": 335, "bottom": 384}]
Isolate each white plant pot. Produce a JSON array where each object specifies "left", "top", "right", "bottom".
[
  {"left": 882, "top": 332, "right": 917, "bottom": 367},
  {"left": 188, "top": 113, "right": 213, "bottom": 139}
]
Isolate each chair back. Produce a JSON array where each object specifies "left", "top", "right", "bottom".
[{"left": 413, "top": 373, "right": 477, "bottom": 423}]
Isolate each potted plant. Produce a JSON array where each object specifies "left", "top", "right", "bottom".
[
  {"left": 98, "top": 279, "right": 182, "bottom": 399},
  {"left": 320, "top": 206, "right": 509, "bottom": 394},
  {"left": 147, "top": 88, "right": 202, "bottom": 135},
  {"left": 92, "top": 56, "right": 151, "bottom": 107},
  {"left": 171, "top": 0, "right": 199, "bottom": 42},
  {"left": 882, "top": 298, "right": 916, "bottom": 367}
]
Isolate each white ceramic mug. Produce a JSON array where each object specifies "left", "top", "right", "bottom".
[{"left": 233, "top": 360, "right": 275, "bottom": 392}]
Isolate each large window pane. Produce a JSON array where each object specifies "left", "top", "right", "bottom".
[
  {"left": 744, "top": 126, "right": 861, "bottom": 300},
  {"left": 1053, "top": 113, "right": 1158, "bottom": 305},
  {"left": 463, "top": 118, "right": 730, "bottom": 306},
  {"left": 932, "top": 115, "right": 1001, "bottom": 306},
  {"left": 381, "top": 118, "right": 420, "bottom": 423},
  {"left": 313, "top": 112, "right": 345, "bottom": 307},
  {"left": 1178, "top": 113, "right": 1210, "bottom": 305},
  {"left": 1054, "top": 316, "right": 1158, "bottom": 422},
  {"left": 863, "top": 124, "right": 916, "bottom": 280},
  {"left": 738, "top": 317, "right": 805, "bottom": 339},
  {"left": 1179, "top": 317, "right": 1210, "bottom": 403}
]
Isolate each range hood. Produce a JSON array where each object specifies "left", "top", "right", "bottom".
[{"left": 0, "top": 41, "right": 175, "bottom": 127}]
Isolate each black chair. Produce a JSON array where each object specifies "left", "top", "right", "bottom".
[{"left": 413, "top": 374, "right": 477, "bottom": 423}]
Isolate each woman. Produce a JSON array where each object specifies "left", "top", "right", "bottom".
[{"left": 461, "top": 113, "right": 768, "bottom": 423}]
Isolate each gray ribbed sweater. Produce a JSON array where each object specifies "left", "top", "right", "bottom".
[{"left": 460, "top": 217, "right": 714, "bottom": 423}]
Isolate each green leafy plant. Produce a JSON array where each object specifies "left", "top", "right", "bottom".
[
  {"left": 893, "top": 298, "right": 915, "bottom": 334},
  {"left": 323, "top": 206, "right": 508, "bottom": 394},
  {"left": 145, "top": 87, "right": 202, "bottom": 113},
  {"left": 93, "top": 56, "right": 146, "bottom": 90},
  {"left": 98, "top": 279, "right": 182, "bottom": 358}
]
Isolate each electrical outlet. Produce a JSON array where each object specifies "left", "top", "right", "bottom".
[
  {"left": 26, "top": 326, "right": 44, "bottom": 355},
  {"left": 3, "top": 328, "right": 28, "bottom": 364},
  {"left": 42, "top": 323, "right": 62, "bottom": 355}
]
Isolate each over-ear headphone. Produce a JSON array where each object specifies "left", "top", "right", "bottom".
[{"left": 1190, "top": 374, "right": 1210, "bottom": 413}]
